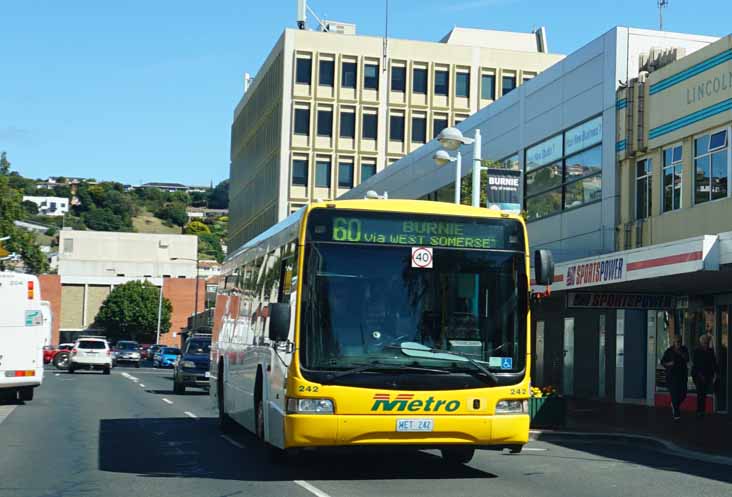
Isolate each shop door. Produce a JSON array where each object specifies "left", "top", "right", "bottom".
[
  {"left": 717, "top": 306, "right": 729, "bottom": 413},
  {"left": 563, "top": 318, "right": 575, "bottom": 396},
  {"left": 623, "top": 310, "right": 647, "bottom": 401}
]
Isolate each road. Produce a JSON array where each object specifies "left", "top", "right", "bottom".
[{"left": 1, "top": 365, "right": 731, "bottom": 497}]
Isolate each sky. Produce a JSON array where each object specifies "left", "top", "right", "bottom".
[{"left": 1, "top": 1, "right": 731, "bottom": 186}]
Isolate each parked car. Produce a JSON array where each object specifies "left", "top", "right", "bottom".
[
  {"left": 173, "top": 335, "right": 211, "bottom": 394},
  {"left": 45, "top": 343, "right": 74, "bottom": 366},
  {"left": 69, "top": 337, "right": 112, "bottom": 374},
  {"left": 112, "top": 340, "right": 141, "bottom": 367},
  {"left": 153, "top": 347, "right": 180, "bottom": 368},
  {"left": 147, "top": 344, "right": 161, "bottom": 363},
  {"left": 139, "top": 344, "right": 152, "bottom": 360}
]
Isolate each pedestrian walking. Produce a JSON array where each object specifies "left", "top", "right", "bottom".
[
  {"left": 661, "top": 336, "right": 689, "bottom": 421},
  {"left": 692, "top": 335, "right": 718, "bottom": 417}
]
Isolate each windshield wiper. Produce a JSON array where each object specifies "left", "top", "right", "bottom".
[
  {"left": 319, "top": 361, "right": 450, "bottom": 384},
  {"left": 384, "top": 344, "right": 500, "bottom": 385}
]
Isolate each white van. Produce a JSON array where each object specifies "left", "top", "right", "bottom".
[{"left": 0, "top": 272, "right": 46, "bottom": 401}]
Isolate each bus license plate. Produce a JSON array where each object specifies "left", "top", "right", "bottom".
[{"left": 396, "top": 419, "right": 434, "bottom": 432}]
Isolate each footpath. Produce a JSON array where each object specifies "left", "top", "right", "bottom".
[{"left": 530, "top": 399, "right": 732, "bottom": 464}]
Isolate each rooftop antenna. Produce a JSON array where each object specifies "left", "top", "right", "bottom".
[
  {"left": 383, "top": 0, "right": 389, "bottom": 72},
  {"left": 296, "top": 0, "right": 327, "bottom": 31},
  {"left": 658, "top": 0, "right": 669, "bottom": 31}
]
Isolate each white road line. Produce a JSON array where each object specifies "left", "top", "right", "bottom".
[
  {"left": 294, "top": 480, "right": 332, "bottom": 497},
  {"left": 221, "top": 435, "right": 244, "bottom": 449},
  {"left": 139, "top": 384, "right": 145, "bottom": 388},
  {"left": 0, "top": 405, "right": 17, "bottom": 425},
  {"left": 54, "top": 373, "right": 60, "bottom": 377},
  {"left": 184, "top": 411, "right": 197, "bottom": 419},
  {"left": 523, "top": 447, "right": 548, "bottom": 452},
  {"left": 161, "top": 398, "right": 173, "bottom": 405}
]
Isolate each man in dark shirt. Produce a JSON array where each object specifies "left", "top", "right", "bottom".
[
  {"left": 661, "top": 336, "right": 689, "bottom": 421},
  {"left": 692, "top": 335, "right": 718, "bottom": 416}
]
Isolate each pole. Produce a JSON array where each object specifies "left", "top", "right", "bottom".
[
  {"left": 471, "top": 129, "right": 482, "bottom": 208},
  {"left": 454, "top": 152, "right": 462, "bottom": 205},
  {"left": 193, "top": 254, "right": 200, "bottom": 331},
  {"left": 155, "top": 283, "right": 163, "bottom": 345}
]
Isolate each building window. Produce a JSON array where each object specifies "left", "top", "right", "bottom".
[
  {"left": 694, "top": 129, "right": 728, "bottom": 205},
  {"left": 481, "top": 74, "right": 495, "bottom": 100},
  {"left": 523, "top": 116, "right": 604, "bottom": 221},
  {"left": 317, "top": 109, "right": 332, "bottom": 137},
  {"left": 342, "top": 62, "right": 357, "bottom": 89},
  {"left": 361, "top": 162, "right": 377, "bottom": 182},
  {"left": 663, "top": 144, "right": 683, "bottom": 212},
  {"left": 502, "top": 75, "right": 516, "bottom": 96},
  {"left": 295, "top": 58, "right": 311, "bottom": 85},
  {"left": 636, "top": 158, "right": 652, "bottom": 220},
  {"left": 389, "top": 114, "right": 405, "bottom": 142},
  {"left": 294, "top": 108, "right": 310, "bottom": 136},
  {"left": 364, "top": 63, "right": 379, "bottom": 90},
  {"left": 413, "top": 68, "right": 427, "bottom": 94},
  {"left": 391, "top": 66, "right": 406, "bottom": 92},
  {"left": 456, "top": 72, "right": 469, "bottom": 98},
  {"left": 362, "top": 113, "right": 377, "bottom": 140},
  {"left": 412, "top": 116, "right": 427, "bottom": 144},
  {"left": 63, "top": 238, "right": 74, "bottom": 254},
  {"left": 435, "top": 70, "right": 449, "bottom": 96},
  {"left": 319, "top": 59, "right": 334, "bottom": 87},
  {"left": 523, "top": 73, "right": 534, "bottom": 84},
  {"left": 338, "top": 162, "right": 354, "bottom": 188},
  {"left": 340, "top": 111, "right": 355, "bottom": 139},
  {"left": 433, "top": 117, "right": 448, "bottom": 139},
  {"left": 315, "top": 160, "right": 331, "bottom": 188},
  {"left": 292, "top": 159, "right": 308, "bottom": 186}
]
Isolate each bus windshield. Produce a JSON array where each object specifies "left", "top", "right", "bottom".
[{"left": 300, "top": 210, "right": 527, "bottom": 387}]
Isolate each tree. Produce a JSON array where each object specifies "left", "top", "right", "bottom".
[
  {"left": 21, "top": 200, "right": 39, "bottom": 216},
  {"left": 94, "top": 280, "right": 172, "bottom": 342},
  {"left": 155, "top": 203, "right": 188, "bottom": 227},
  {"left": 0, "top": 151, "right": 10, "bottom": 175},
  {"left": 198, "top": 233, "right": 224, "bottom": 263},
  {"left": 208, "top": 180, "right": 229, "bottom": 209},
  {"left": 83, "top": 208, "right": 126, "bottom": 231},
  {"left": 184, "top": 220, "right": 210, "bottom": 235}
]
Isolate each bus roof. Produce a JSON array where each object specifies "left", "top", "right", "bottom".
[{"left": 223, "top": 199, "right": 524, "bottom": 273}]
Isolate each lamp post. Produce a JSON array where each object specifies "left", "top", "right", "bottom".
[
  {"left": 171, "top": 255, "right": 201, "bottom": 331},
  {"left": 433, "top": 127, "right": 484, "bottom": 207}
]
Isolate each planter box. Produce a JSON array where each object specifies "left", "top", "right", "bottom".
[{"left": 529, "top": 396, "right": 566, "bottom": 428}]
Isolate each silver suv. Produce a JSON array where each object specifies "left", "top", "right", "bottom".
[{"left": 69, "top": 337, "right": 112, "bottom": 374}]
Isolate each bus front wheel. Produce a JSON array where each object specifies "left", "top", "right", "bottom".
[{"left": 441, "top": 447, "right": 475, "bottom": 465}]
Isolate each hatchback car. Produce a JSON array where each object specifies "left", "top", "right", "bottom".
[
  {"left": 112, "top": 340, "right": 141, "bottom": 367},
  {"left": 69, "top": 338, "right": 112, "bottom": 374},
  {"left": 153, "top": 347, "right": 180, "bottom": 368}
]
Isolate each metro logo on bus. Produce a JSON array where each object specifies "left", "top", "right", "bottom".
[{"left": 370, "top": 393, "right": 461, "bottom": 412}]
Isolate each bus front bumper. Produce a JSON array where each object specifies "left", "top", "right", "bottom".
[{"left": 284, "top": 413, "right": 529, "bottom": 448}]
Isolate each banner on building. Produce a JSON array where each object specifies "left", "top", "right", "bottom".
[
  {"left": 485, "top": 168, "right": 521, "bottom": 213},
  {"left": 567, "top": 292, "right": 682, "bottom": 309}
]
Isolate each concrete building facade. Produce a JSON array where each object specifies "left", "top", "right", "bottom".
[{"left": 229, "top": 26, "right": 564, "bottom": 248}]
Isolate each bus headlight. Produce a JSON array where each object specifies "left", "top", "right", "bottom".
[
  {"left": 495, "top": 399, "right": 528, "bottom": 414},
  {"left": 286, "top": 398, "right": 334, "bottom": 414}
]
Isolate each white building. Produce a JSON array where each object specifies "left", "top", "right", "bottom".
[{"left": 23, "top": 196, "right": 70, "bottom": 217}]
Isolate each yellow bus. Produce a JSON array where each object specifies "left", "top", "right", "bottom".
[{"left": 211, "top": 199, "right": 554, "bottom": 464}]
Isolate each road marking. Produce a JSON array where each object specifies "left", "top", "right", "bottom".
[
  {"left": 523, "top": 448, "right": 548, "bottom": 452},
  {"left": 0, "top": 405, "right": 17, "bottom": 425},
  {"left": 221, "top": 435, "right": 244, "bottom": 449},
  {"left": 294, "top": 480, "right": 332, "bottom": 497},
  {"left": 139, "top": 384, "right": 145, "bottom": 388},
  {"left": 184, "top": 411, "right": 198, "bottom": 419},
  {"left": 55, "top": 373, "right": 60, "bottom": 376},
  {"left": 162, "top": 398, "right": 173, "bottom": 405}
]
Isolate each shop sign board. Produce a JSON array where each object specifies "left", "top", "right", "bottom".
[{"left": 567, "top": 292, "right": 680, "bottom": 309}]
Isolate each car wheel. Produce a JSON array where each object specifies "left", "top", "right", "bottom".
[
  {"left": 440, "top": 447, "right": 475, "bottom": 465},
  {"left": 507, "top": 445, "right": 523, "bottom": 454},
  {"left": 68, "top": 365, "right": 75, "bottom": 374},
  {"left": 103, "top": 366, "right": 111, "bottom": 375},
  {"left": 53, "top": 352, "right": 70, "bottom": 370},
  {"left": 173, "top": 381, "right": 185, "bottom": 395},
  {"left": 135, "top": 362, "right": 140, "bottom": 368},
  {"left": 19, "top": 387, "right": 34, "bottom": 402}
]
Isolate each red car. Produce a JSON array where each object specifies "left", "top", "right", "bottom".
[{"left": 43, "top": 343, "right": 74, "bottom": 364}]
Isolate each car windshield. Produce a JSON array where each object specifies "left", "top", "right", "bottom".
[
  {"left": 78, "top": 340, "right": 106, "bottom": 349},
  {"left": 300, "top": 211, "right": 527, "bottom": 381},
  {"left": 116, "top": 342, "right": 138, "bottom": 351},
  {"left": 161, "top": 347, "right": 180, "bottom": 355},
  {"left": 186, "top": 340, "right": 211, "bottom": 354}
]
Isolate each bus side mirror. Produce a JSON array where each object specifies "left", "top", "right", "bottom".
[
  {"left": 268, "top": 303, "right": 291, "bottom": 342},
  {"left": 534, "top": 249, "right": 555, "bottom": 286}
]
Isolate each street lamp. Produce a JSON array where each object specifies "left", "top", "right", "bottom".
[
  {"left": 171, "top": 255, "right": 201, "bottom": 332},
  {"left": 433, "top": 127, "right": 485, "bottom": 207}
]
